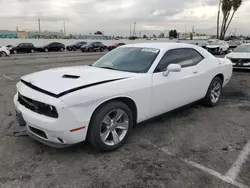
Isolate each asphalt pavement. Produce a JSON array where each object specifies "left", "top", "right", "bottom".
[{"left": 0, "top": 51, "right": 249, "bottom": 188}]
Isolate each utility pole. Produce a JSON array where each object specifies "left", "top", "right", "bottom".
[
  {"left": 63, "top": 20, "right": 66, "bottom": 36},
  {"left": 185, "top": 26, "right": 187, "bottom": 39},
  {"left": 38, "top": 19, "right": 41, "bottom": 33},
  {"left": 133, "top": 22, "right": 136, "bottom": 38},
  {"left": 130, "top": 23, "right": 132, "bottom": 37},
  {"left": 217, "top": 0, "right": 222, "bottom": 39}
]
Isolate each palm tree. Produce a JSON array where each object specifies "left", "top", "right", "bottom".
[
  {"left": 219, "top": 0, "right": 242, "bottom": 39},
  {"left": 223, "top": 0, "right": 242, "bottom": 36}
]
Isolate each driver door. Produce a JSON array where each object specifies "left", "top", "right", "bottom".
[{"left": 151, "top": 48, "right": 205, "bottom": 117}]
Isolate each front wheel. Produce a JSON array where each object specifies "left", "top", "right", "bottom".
[
  {"left": 88, "top": 101, "right": 133, "bottom": 152},
  {"left": 60, "top": 48, "right": 64, "bottom": 52},
  {"left": 203, "top": 77, "right": 222, "bottom": 107},
  {"left": 30, "top": 49, "right": 35, "bottom": 53},
  {"left": 44, "top": 48, "right": 49, "bottom": 52}
]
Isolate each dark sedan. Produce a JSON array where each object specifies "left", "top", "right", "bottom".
[
  {"left": 66, "top": 41, "right": 87, "bottom": 51},
  {"left": 36, "top": 42, "right": 65, "bottom": 52},
  {"left": 107, "top": 43, "right": 126, "bottom": 51},
  {"left": 80, "top": 42, "right": 107, "bottom": 52},
  {"left": 9, "top": 43, "right": 36, "bottom": 54}
]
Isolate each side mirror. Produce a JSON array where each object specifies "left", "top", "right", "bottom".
[{"left": 163, "top": 64, "right": 182, "bottom": 76}]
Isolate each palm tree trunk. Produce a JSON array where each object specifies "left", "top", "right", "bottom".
[
  {"left": 217, "top": 0, "right": 222, "bottom": 39},
  {"left": 220, "top": 12, "right": 230, "bottom": 39},
  {"left": 223, "top": 11, "right": 236, "bottom": 37}
]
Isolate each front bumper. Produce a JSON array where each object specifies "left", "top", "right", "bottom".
[{"left": 14, "top": 90, "right": 90, "bottom": 148}]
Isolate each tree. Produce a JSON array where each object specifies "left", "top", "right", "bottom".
[
  {"left": 158, "top": 33, "right": 165, "bottom": 38},
  {"left": 219, "top": 0, "right": 242, "bottom": 39},
  {"left": 169, "top": 30, "right": 178, "bottom": 38},
  {"left": 94, "top": 31, "right": 103, "bottom": 35}
]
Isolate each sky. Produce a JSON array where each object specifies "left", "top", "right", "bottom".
[{"left": 0, "top": 0, "right": 250, "bottom": 36}]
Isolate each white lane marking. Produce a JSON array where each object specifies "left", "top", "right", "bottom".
[
  {"left": 160, "top": 147, "right": 249, "bottom": 188},
  {"left": 225, "top": 140, "right": 250, "bottom": 180},
  {"left": 0, "top": 73, "right": 15, "bottom": 81},
  {"left": 142, "top": 138, "right": 249, "bottom": 188}
]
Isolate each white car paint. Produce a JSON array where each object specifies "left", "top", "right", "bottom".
[
  {"left": 206, "top": 39, "right": 229, "bottom": 53},
  {"left": 0, "top": 45, "right": 10, "bottom": 57},
  {"left": 14, "top": 42, "right": 233, "bottom": 148},
  {"left": 225, "top": 44, "right": 250, "bottom": 69}
]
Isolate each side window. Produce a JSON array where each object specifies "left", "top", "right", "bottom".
[
  {"left": 18, "top": 44, "right": 24, "bottom": 48},
  {"left": 155, "top": 48, "right": 204, "bottom": 72}
]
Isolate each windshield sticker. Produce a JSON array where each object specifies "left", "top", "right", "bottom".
[{"left": 141, "top": 48, "right": 159, "bottom": 53}]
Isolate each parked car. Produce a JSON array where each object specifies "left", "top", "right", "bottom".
[
  {"left": 80, "top": 42, "right": 107, "bottom": 52},
  {"left": 66, "top": 41, "right": 87, "bottom": 51},
  {"left": 225, "top": 43, "right": 250, "bottom": 69},
  {"left": 0, "top": 45, "right": 10, "bottom": 57},
  {"left": 14, "top": 43, "right": 232, "bottom": 151},
  {"left": 36, "top": 42, "right": 65, "bottom": 52},
  {"left": 107, "top": 43, "right": 126, "bottom": 51},
  {"left": 9, "top": 43, "right": 36, "bottom": 54},
  {"left": 205, "top": 39, "right": 229, "bottom": 55}
]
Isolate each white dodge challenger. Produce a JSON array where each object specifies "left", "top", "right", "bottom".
[{"left": 14, "top": 43, "right": 233, "bottom": 151}]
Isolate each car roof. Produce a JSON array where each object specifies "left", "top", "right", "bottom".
[{"left": 123, "top": 42, "right": 200, "bottom": 51}]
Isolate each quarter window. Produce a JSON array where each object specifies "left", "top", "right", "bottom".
[{"left": 155, "top": 48, "right": 204, "bottom": 72}]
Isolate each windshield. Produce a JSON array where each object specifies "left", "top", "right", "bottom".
[
  {"left": 91, "top": 47, "right": 160, "bottom": 73},
  {"left": 234, "top": 45, "right": 250, "bottom": 52}
]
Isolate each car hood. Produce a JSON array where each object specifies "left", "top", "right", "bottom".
[
  {"left": 21, "top": 66, "right": 137, "bottom": 97},
  {"left": 226, "top": 52, "right": 250, "bottom": 59},
  {"left": 206, "top": 45, "right": 221, "bottom": 48}
]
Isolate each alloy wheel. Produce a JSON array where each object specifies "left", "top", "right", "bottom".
[
  {"left": 210, "top": 80, "right": 221, "bottom": 103},
  {"left": 100, "top": 109, "right": 129, "bottom": 146}
]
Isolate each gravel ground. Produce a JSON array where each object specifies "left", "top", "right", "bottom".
[{"left": 0, "top": 51, "right": 249, "bottom": 188}]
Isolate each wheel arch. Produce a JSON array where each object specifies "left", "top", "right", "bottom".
[
  {"left": 214, "top": 73, "right": 224, "bottom": 84},
  {"left": 89, "top": 96, "right": 138, "bottom": 128}
]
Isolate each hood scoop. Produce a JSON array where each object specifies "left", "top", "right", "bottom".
[{"left": 62, "top": 74, "right": 80, "bottom": 79}]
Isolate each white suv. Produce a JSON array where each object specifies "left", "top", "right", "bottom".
[{"left": 0, "top": 45, "right": 10, "bottom": 57}]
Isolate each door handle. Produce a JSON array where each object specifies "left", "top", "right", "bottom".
[{"left": 193, "top": 70, "right": 198, "bottom": 74}]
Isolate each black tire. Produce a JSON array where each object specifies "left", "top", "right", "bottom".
[
  {"left": 88, "top": 101, "right": 133, "bottom": 152},
  {"left": 68, "top": 47, "right": 72, "bottom": 51},
  {"left": 89, "top": 48, "right": 93, "bottom": 52},
  {"left": 203, "top": 77, "right": 223, "bottom": 107},
  {"left": 100, "top": 47, "right": 104, "bottom": 52},
  {"left": 0, "top": 51, "right": 7, "bottom": 57},
  {"left": 13, "top": 50, "right": 17, "bottom": 54},
  {"left": 81, "top": 48, "right": 85, "bottom": 52},
  {"left": 60, "top": 48, "right": 64, "bottom": 52},
  {"left": 44, "top": 48, "right": 49, "bottom": 52},
  {"left": 30, "top": 49, "right": 35, "bottom": 53},
  {"left": 73, "top": 47, "right": 77, "bottom": 51}
]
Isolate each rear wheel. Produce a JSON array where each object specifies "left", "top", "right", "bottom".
[
  {"left": 88, "top": 101, "right": 133, "bottom": 152},
  {"left": 13, "top": 50, "right": 17, "bottom": 54},
  {"left": 60, "top": 48, "right": 64, "bottom": 52},
  {"left": 44, "top": 48, "right": 49, "bottom": 52},
  {"left": 0, "top": 51, "right": 7, "bottom": 57},
  {"left": 203, "top": 77, "right": 222, "bottom": 107},
  {"left": 100, "top": 47, "right": 104, "bottom": 52},
  {"left": 30, "top": 49, "right": 35, "bottom": 53}
]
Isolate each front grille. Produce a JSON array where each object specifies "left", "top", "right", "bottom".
[
  {"left": 230, "top": 58, "right": 250, "bottom": 64},
  {"left": 18, "top": 93, "right": 58, "bottom": 118},
  {"left": 29, "top": 126, "right": 47, "bottom": 139}
]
